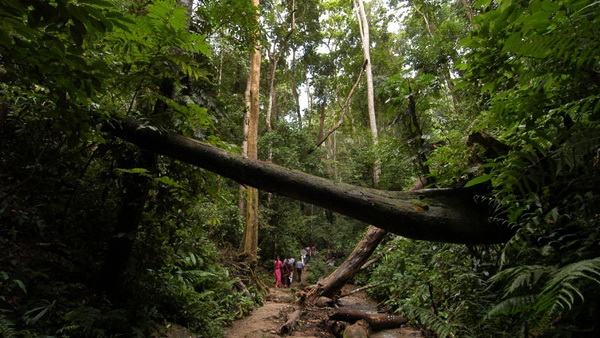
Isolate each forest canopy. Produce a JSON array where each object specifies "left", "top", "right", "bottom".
[{"left": 1, "top": 0, "right": 599, "bottom": 337}]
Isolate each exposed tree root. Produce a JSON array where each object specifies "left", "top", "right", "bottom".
[{"left": 278, "top": 309, "right": 304, "bottom": 335}]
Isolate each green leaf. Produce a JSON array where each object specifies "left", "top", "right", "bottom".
[
  {"left": 502, "top": 31, "right": 522, "bottom": 53},
  {"left": 522, "top": 11, "right": 551, "bottom": 30},
  {"left": 464, "top": 174, "right": 492, "bottom": 187},
  {"left": 154, "top": 176, "right": 183, "bottom": 188},
  {"left": 115, "top": 168, "right": 150, "bottom": 175},
  {"left": 14, "top": 279, "right": 27, "bottom": 294}
]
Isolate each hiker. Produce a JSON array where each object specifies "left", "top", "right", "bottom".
[
  {"left": 295, "top": 259, "right": 304, "bottom": 282},
  {"left": 300, "top": 248, "right": 307, "bottom": 265},
  {"left": 289, "top": 257, "right": 295, "bottom": 283},
  {"left": 273, "top": 256, "right": 283, "bottom": 288},
  {"left": 282, "top": 259, "right": 292, "bottom": 288}
]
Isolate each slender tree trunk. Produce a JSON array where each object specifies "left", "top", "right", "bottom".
[
  {"left": 239, "top": 0, "right": 262, "bottom": 262},
  {"left": 238, "top": 76, "right": 251, "bottom": 216},
  {"left": 291, "top": 47, "right": 302, "bottom": 128},
  {"left": 318, "top": 103, "right": 326, "bottom": 141},
  {"left": 266, "top": 49, "right": 278, "bottom": 134},
  {"left": 355, "top": 0, "right": 381, "bottom": 187}
]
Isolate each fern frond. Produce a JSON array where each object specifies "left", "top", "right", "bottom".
[
  {"left": 535, "top": 257, "right": 600, "bottom": 314},
  {"left": 490, "top": 264, "right": 551, "bottom": 295},
  {"left": 401, "top": 304, "right": 457, "bottom": 338},
  {"left": 487, "top": 294, "right": 537, "bottom": 317}
]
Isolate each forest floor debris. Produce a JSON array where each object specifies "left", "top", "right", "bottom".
[{"left": 225, "top": 268, "right": 423, "bottom": 337}]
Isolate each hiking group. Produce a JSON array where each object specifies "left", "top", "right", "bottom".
[{"left": 273, "top": 246, "right": 316, "bottom": 288}]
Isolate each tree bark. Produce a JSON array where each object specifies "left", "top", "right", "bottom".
[
  {"left": 239, "top": 0, "right": 261, "bottom": 262},
  {"left": 107, "top": 119, "right": 513, "bottom": 244},
  {"left": 354, "top": 0, "right": 381, "bottom": 187}
]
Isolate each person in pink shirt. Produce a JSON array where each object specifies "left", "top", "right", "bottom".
[{"left": 273, "top": 256, "right": 283, "bottom": 288}]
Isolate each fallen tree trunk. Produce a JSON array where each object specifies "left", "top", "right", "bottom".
[
  {"left": 309, "top": 226, "right": 387, "bottom": 300},
  {"left": 107, "top": 119, "right": 513, "bottom": 244},
  {"left": 309, "top": 181, "right": 423, "bottom": 301},
  {"left": 329, "top": 308, "right": 407, "bottom": 330}
]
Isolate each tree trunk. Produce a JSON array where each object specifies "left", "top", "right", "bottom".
[
  {"left": 309, "top": 226, "right": 387, "bottom": 300},
  {"left": 99, "top": 75, "right": 174, "bottom": 297},
  {"left": 355, "top": 0, "right": 381, "bottom": 187},
  {"left": 266, "top": 49, "right": 278, "bottom": 133},
  {"left": 107, "top": 119, "right": 513, "bottom": 244},
  {"left": 291, "top": 47, "right": 302, "bottom": 128},
  {"left": 99, "top": 149, "right": 156, "bottom": 297},
  {"left": 239, "top": 0, "right": 261, "bottom": 262},
  {"left": 318, "top": 103, "right": 326, "bottom": 141}
]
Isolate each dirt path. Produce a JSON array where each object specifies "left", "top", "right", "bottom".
[
  {"left": 224, "top": 286, "right": 322, "bottom": 337},
  {"left": 225, "top": 265, "right": 329, "bottom": 337},
  {"left": 225, "top": 266, "right": 422, "bottom": 337}
]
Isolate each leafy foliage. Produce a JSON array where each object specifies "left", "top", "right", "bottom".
[{"left": 2, "top": 0, "right": 600, "bottom": 336}]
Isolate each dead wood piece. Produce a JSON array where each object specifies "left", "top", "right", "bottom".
[
  {"left": 368, "top": 313, "right": 408, "bottom": 330},
  {"left": 359, "top": 257, "right": 379, "bottom": 271},
  {"left": 278, "top": 309, "right": 304, "bottom": 335},
  {"left": 338, "top": 281, "right": 385, "bottom": 299},
  {"left": 329, "top": 308, "right": 407, "bottom": 331}
]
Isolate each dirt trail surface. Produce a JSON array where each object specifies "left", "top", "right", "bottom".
[
  {"left": 225, "top": 267, "right": 424, "bottom": 337},
  {"left": 224, "top": 285, "right": 328, "bottom": 338}
]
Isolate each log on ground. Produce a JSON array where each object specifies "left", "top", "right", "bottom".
[{"left": 329, "top": 308, "right": 407, "bottom": 330}]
